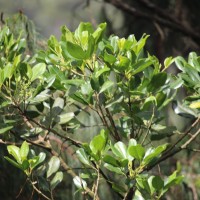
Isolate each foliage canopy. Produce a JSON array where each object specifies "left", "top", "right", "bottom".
[{"left": 0, "top": 14, "right": 200, "bottom": 199}]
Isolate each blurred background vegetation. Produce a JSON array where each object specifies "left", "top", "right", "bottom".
[{"left": 1, "top": 0, "right": 200, "bottom": 199}]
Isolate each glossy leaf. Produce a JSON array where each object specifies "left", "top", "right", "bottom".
[
  {"left": 136, "top": 176, "right": 151, "bottom": 194},
  {"left": 73, "top": 176, "right": 87, "bottom": 189},
  {"left": 99, "top": 81, "right": 114, "bottom": 94},
  {"left": 147, "top": 72, "right": 167, "bottom": 92},
  {"left": 164, "top": 57, "right": 174, "bottom": 69},
  {"left": 50, "top": 171, "right": 63, "bottom": 190},
  {"left": 65, "top": 41, "right": 86, "bottom": 60},
  {"left": 103, "top": 155, "right": 119, "bottom": 167},
  {"left": 128, "top": 144, "right": 145, "bottom": 162},
  {"left": 57, "top": 112, "right": 75, "bottom": 124},
  {"left": 7, "top": 145, "right": 21, "bottom": 164},
  {"left": 142, "top": 144, "right": 168, "bottom": 165},
  {"left": 31, "top": 63, "right": 46, "bottom": 81},
  {"left": 70, "top": 92, "right": 89, "bottom": 105},
  {"left": 4, "top": 156, "right": 22, "bottom": 170},
  {"left": 104, "top": 163, "right": 124, "bottom": 175},
  {"left": 76, "top": 148, "right": 91, "bottom": 166},
  {"left": 132, "top": 59, "right": 153, "bottom": 75},
  {"left": 112, "top": 141, "right": 127, "bottom": 159},
  {"left": 89, "top": 134, "right": 106, "bottom": 155},
  {"left": 47, "top": 156, "right": 60, "bottom": 178},
  {"left": 30, "top": 152, "right": 46, "bottom": 170},
  {"left": 20, "top": 141, "right": 29, "bottom": 161}
]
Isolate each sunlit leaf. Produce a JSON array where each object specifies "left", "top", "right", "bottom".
[
  {"left": 31, "top": 63, "right": 46, "bottom": 81},
  {"left": 20, "top": 141, "right": 29, "bottom": 161},
  {"left": 7, "top": 145, "right": 21, "bottom": 164},
  {"left": 104, "top": 163, "right": 124, "bottom": 175},
  {"left": 73, "top": 176, "right": 87, "bottom": 189},
  {"left": 76, "top": 148, "right": 91, "bottom": 166},
  {"left": 128, "top": 144, "right": 145, "bottom": 162}
]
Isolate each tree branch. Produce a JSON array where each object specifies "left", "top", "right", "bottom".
[
  {"left": 104, "top": 0, "right": 200, "bottom": 43},
  {"left": 145, "top": 122, "right": 200, "bottom": 171}
]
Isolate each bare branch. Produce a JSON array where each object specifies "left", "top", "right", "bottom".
[{"left": 104, "top": 0, "right": 200, "bottom": 43}]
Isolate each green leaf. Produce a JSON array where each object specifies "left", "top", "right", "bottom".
[
  {"left": 89, "top": 134, "right": 106, "bottom": 155},
  {"left": 189, "top": 101, "right": 200, "bottom": 109},
  {"left": 164, "top": 57, "right": 174, "bottom": 69},
  {"left": 65, "top": 41, "right": 86, "bottom": 60},
  {"left": 3, "top": 63, "right": 12, "bottom": 80},
  {"left": 162, "top": 171, "right": 183, "bottom": 195},
  {"left": 105, "top": 95, "right": 123, "bottom": 108},
  {"left": 134, "top": 34, "right": 149, "bottom": 55},
  {"left": 57, "top": 112, "right": 75, "bottom": 124},
  {"left": 111, "top": 183, "right": 126, "bottom": 194},
  {"left": 156, "top": 92, "right": 166, "bottom": 108},
  {"left": 103, "top": 155, "right": 120, "bottom": 167},
  {"left": 70, "top": 92, "right": 89, "bottom": 105},
  {"left": 62, "top": 79, "right": 85, "bottom": 86},
  {"left": 30, "top": 152, "right": 46, "bottom": 170},
  {"left": 0, "top": 68, "right": 4, "bottom": 87},
  {"left": 7, "top": 145, "right": 21, "bottom": 164},
  {"left": 132, "top": 59, "right": 153, "bottom": 75},
  {"left": 128, "top": 139, "right": 137, "bottom": 147},
  {"left": 52, "top": 97, "right": 64, "bottom": 118},
  {"left": 142, "top": 144, "right": 168, "bottom": 165},
  {"left": 99, "top": 81, "right": 114, "bottom": 94},
  {"left": 48, "top": 65, "right": 66, "bottom": 82},
  {"left": 31, "top": 89, "right": 51, "bottom": 103},
  {"left": 47, "top": 156, "right": 60, "bottom": 178},
  {"left": 76, "top": 148, "right": 91, "bottom": 166},
  {"left": 115, "top": 56, "right": 130, "bottom": 71},
  {"left": 128, "top": 144, "right": 145, "bottom": 162},
  {"left": 170, "top": 76, "right": 184, "bottom": 89},
  {"left": 104, "top": 163, "right": 124, "bottom": 175},
  {"left": 31, "top": 63, "right": 46, "bottom": 81},
  {"left": 90, "top": 77, "right": 100, "bottom": 91},
  {"left": 50, "top": 171, "right": 63, "bottom": 190},
  {"left": 29, "top": 156, "right": 39, "bottom": 170},
  {"left": 0, "top": 126, "right": 13, "bottom": 134},
  {"left": 142, "top": 96, "right": 157, "bottom": 110},
  {"left": 20, "top": 141, "right": 29, "bottom": 161},
  {"left": 92, "top": 22, "right": 107, "bottom": 44},
  {"left": 188, "top": 52, "right": 200, "bottom": 72},
  {"left": 4, "top": 156, "right": 23, "bottom": 170},
  {"left": 104, "top": 50, "right": 116, "bottom": 64},
  {"left": 147, "top": 72, "right": 167, "bottom": 92},
  {"left": 73, "top": 176, "right": 87, "bottom": 189},
  {"left": 136, "top": 175, "right": 151, "bottom": 194},
  {"left": 95, "top": 67, "right": 110, "bottom": 78},
  {"left": 151, "top": 176, "right": 164, "bottom": 191},
  {"left": 75, "top": 22, "right": 94, "bottom": 39},
  {"left": 22, "top": 159, "right": 30, "bottom": 171},
  {"left": 112, "top": 141, "right": 127, "bottom": 159}
]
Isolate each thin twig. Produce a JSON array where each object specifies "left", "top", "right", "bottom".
[
  {"left": 14, "top": 104, "right": 82, "bottom": 147},
  {"left": 94, "top": 166, "right": 100, "bottom": 200},
  {"left": 163, "top": 117, "right": 200, "bottom": 156},
  {"left": 30, "top": 180, "right": 51, "bottom": 200},
  {"left": 105, "top": 107, "right": 120, "bottom": 141},
  {"left": 146, "top": 127, "right": 200, "bottom": 171}
]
